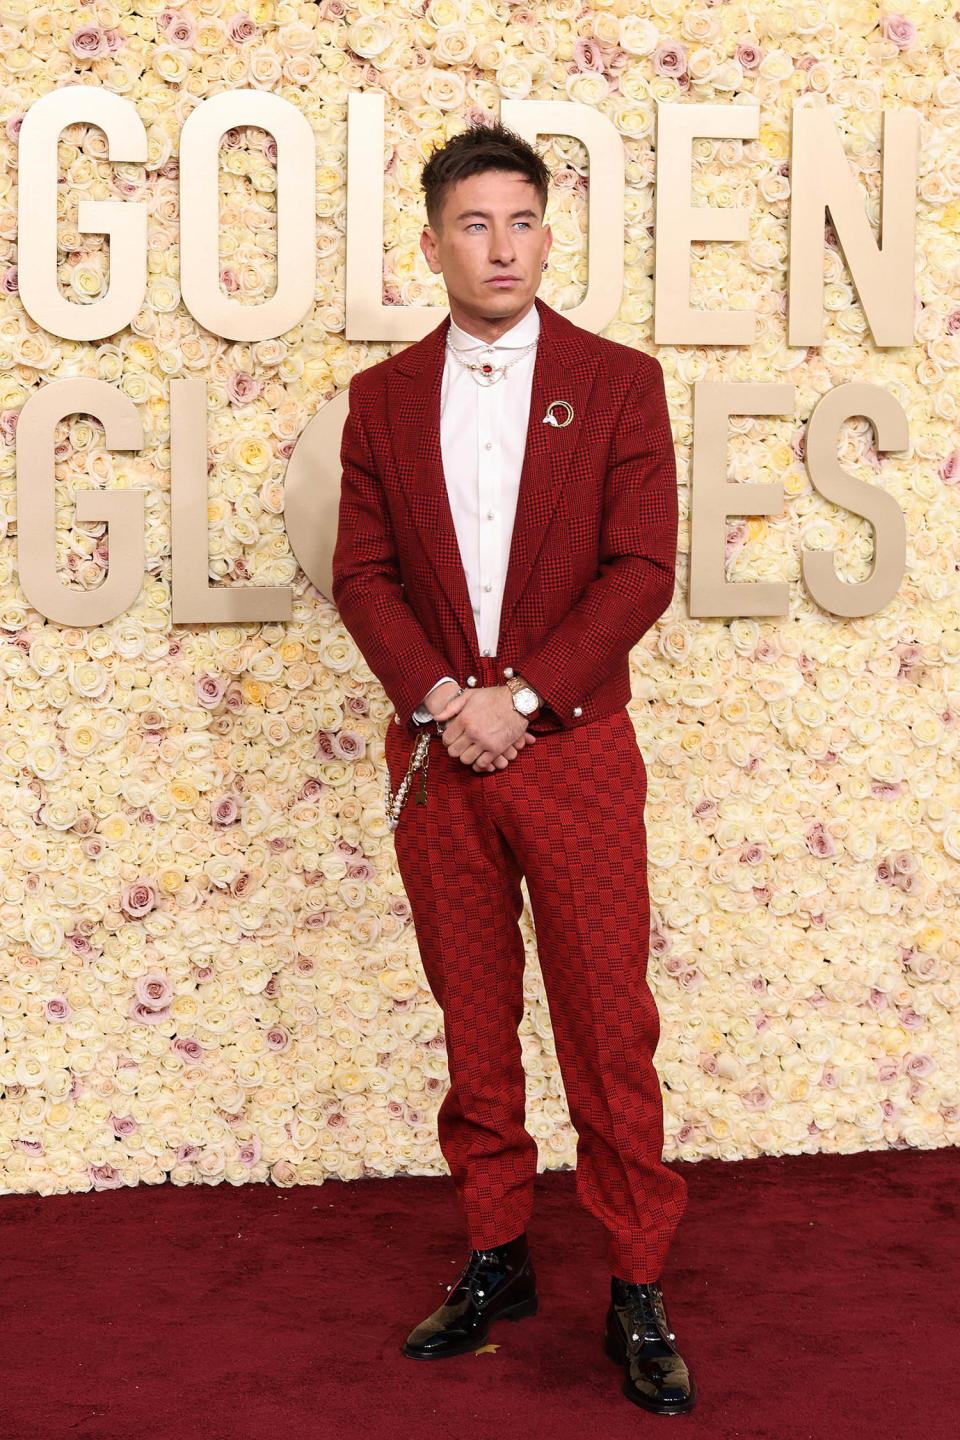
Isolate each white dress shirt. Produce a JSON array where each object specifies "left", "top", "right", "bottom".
[{"left": 411, "top": 302, "right": 540, "bottom": 724}]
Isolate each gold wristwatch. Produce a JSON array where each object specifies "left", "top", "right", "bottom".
[{"left": 505, "top": 674, "right": 540, "bottom": 719}]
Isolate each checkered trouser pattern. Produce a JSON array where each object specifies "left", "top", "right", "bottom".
[{"left": 384, "top": 660, "right": 687, "bottom": 1282}]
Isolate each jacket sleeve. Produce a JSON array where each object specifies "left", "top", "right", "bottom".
[
  {"left": 515, "top": 354, "right": 678, "bottom": 725},
  {"left": 331, "top": 377, "right": 456, "bottom": 728}
]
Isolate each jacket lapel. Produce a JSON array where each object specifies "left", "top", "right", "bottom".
[
  {"left": 497, "top": 298, "right": 598, "bottom": 639},
  {"left": 387, "top": 295, "right": 599, "bottom": 657}
]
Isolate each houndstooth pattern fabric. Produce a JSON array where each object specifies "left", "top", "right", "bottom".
[
  {"left": 384, "top": 656, "right": 688, "bottom": 1282},
  {"left": 332, "top": 295, "right": 678, "bottom": 734}
]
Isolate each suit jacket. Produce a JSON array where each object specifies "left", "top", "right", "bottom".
[{"left": 331, "top": 294, "right": 678, "bottom": 738}]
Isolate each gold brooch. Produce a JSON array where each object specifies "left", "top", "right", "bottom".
[{"left": 542, "top": 400, "right": 574, "bottom": 428}]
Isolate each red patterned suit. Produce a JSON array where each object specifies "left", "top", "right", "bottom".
[{"left": 332, "top": 294, "right": 685, "bottom": 1281}]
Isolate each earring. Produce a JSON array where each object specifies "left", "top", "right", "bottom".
[{"left": 541, "top": 261, "right": 547, "bottom": 271}]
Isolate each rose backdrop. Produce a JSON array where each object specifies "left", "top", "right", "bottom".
[{"left": 0, "top": 0, "right": 958, "bottom": 1196}]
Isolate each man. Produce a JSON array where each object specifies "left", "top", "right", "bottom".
[{"left": 331, "top": 121, "right": 695, "bottom": 1415}]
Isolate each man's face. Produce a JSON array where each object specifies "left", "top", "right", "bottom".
[{"left": 420, "top": 169, "right": 552, "bottom": 328}]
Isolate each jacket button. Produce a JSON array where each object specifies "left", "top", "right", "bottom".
[
  {"left": 466, "top": 675, "right": 478, "bottom": 687},
  {"left": 572, "top": 706, "right": 582, "bottom": 718},
  {"left": 394, "top": 714, "right": 401, "bottom": 725},
  {"left": 503, "top": 666, "right": 514, "bottom": 679}
]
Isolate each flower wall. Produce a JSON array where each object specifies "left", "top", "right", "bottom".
[{"left": 1, "top": 1, "right": 958, "bottom": 1197}]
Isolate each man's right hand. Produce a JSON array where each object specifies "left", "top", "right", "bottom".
[{"left": 426, "top": 680, "right": 536, "bottom": 772}]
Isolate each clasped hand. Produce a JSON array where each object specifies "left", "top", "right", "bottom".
[{"left": 428, "top": 681, "right": 536, "bottom": 772}]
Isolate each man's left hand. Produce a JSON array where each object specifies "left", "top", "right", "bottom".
[{"left": 434, "top": 686, "right": 536, "bottom": 773}]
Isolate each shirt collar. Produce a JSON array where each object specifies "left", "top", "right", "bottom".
[{"left": 447, "top": 302, "right": 540, "bottom": 353}]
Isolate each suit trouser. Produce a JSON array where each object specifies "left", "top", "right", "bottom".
[{"left": 383, "top": 659, "right": 687, "bottom": 1281}]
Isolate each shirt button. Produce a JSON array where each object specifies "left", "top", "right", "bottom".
[
  {"left": 486, "top": 509, "right": 495, "bottom": 519},
  {"left": 484, "top": 442, "right": 493, "bottom": 451},
  {"left": 573, "top": 706, "right": 583, "bottom": 718},
  {"left": 483, "top": 581, "right": 492, "bottom": 591}
]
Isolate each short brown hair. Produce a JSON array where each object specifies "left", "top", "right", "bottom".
[{"left": 421, "top": 121, "right": 550, "bottom": 231}]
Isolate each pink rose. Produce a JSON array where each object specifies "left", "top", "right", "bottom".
[
  {"left": 805, "top": 822, "right": 837, "bottom": 858},
  {"left": 172, "top": 1037, "right": 205, "bottom": 1064},
  {"left": 736, "top": 42, "right": 762, "bottom": 70},
  {"left": 653, "top": 42, "right": 687, "bottom": 77},
  {"left": 88, "top": 1163, "right": 124, "bottom": 1190},
  {"left": 266, "top": 1026, "right": 290, "bottom": 1051},
  {"left": 332, "top": 729, "right": 366, "bottom": 761},
  {"left": 880, "top": 13, "right": 918, "bottom": 50},
  {"left": 945, "top": 310, "right": 960, "bottom": 335},
  {"left": 69, "top": 26, "right": 109, "bottom": 60},
  {"left": 227, "top": 12, "right": 258, "bottom": 44},
  {"left": 5, "top": 113, "right": 23, "bottom": 141},
  {"left": 164, "top": 12, "right": 197, "bottom": 46},
  {"left": 111, "top": 1115, "right": 138, "bottom": 1136},
  {"left": 739, "top": 842, "right": 766, "bottom": 865},
  {"left": 573, "top": 38, "right": 605, "bottom": 73},
  {"left": 904, "top": 1053, "right": 935, "bottom": 1078},
  {"left": 17, "top": 1139, "right": 44, "bottom": 1156},
  {"left": 725, "top": 520, "right": 747, "bottom": 559},
  {"left": 741, "top": 1086, "right": 770, "bottom": 1110},
  {"left": 239, "top": 1137, "right": 262, "bottom": 1166},
  {"left": 130, "top": 999, "right": 171, "bottom": 1025},
  {"left": 1, "top": 267, "right": 17, "bottom": 297},
  {"left": 135, "top": 970, "right": 173, "bottom": 1009},
  {"left": 212, "top": 795, "right": 239, "bottom": 825},
  {"left": 121, "top": 879, "right": 159, "bottom": 919},
  {"left": 45, "top": 997, "right": 71, "bottom": 1021},
  {"left": 317, "top": 731, "right": 337, "bottom": 759},
  {"left": 939, "top": 450, "right": 960, "bottom": 484},
  {"left": 228, "top": 370, "right": 261, "bottom": 405},
  {"left": 177, "top": 1143, "right": 201, "bottom": 1162},
  {"left": 195, "top": 673, "right": 227, "bottom": 708},
  {"left": 871, "top": 781, "right": 903, "bottom": 799},
  {"left": 220, "top": 265, "right": 240, "bottom": 293}
]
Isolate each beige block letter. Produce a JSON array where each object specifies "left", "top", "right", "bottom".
[
  {"left": 17, "top": 87, "right": 147, "bottom": 342},
  {"left": 170, "top": 379, "right": 293, "bottom": 622},
  {"left": 179, "top": 90, "right": 316, "bottom": 342},
  {"left": 16, "top": 380, "right": 146, "bottom": 625},
  {"left": 655, "top": 103, "right": 760, "bottom": 346},
  {"left": 690, "top": 382, "right": 794, "bottom": 618},
  {"left": 802, "top": 383, "right": 908, "bottom": 616},
  {"left": 788, "top": 106, "right": 919, "bottom": 348}
]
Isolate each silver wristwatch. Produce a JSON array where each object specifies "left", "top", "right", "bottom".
[{"left": 505, "top": 675, "right": 540, "bottom": 718}]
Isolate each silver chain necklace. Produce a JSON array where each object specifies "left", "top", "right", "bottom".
[{"left": 446, "top": 338, "right": 538, "bottom": 386}]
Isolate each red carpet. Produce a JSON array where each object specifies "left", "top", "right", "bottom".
[{"left": 2, "top": 1146, "right": 957, "bottom": 1440}]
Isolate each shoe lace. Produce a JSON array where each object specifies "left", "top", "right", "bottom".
[
  {"left": 446, "top": 1248, "right": 504, "bottom": 1300},
  {"left": 621, "top": 1283, "right": 675, "bottom": 1343}
]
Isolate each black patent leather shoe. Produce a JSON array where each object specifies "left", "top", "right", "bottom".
[
  {"left": 402, "top": 1233, "right": 538, "bottom": 1359},
  {"left": 605, "top": 1276, "right": 697, "bottom": 1414}
]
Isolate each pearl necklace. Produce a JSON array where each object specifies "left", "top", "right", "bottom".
[{"left": 446, "top": 338, "right": 538, "bottom": 386}]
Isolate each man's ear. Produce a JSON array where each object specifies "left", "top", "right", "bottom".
[{"left": 421, "top": 226, "right": 443, "bottom": 275}]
